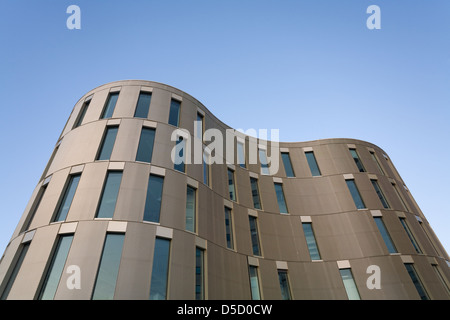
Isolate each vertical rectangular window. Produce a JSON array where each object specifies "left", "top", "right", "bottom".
[
  {"left": 371, "top": 179, "right": 390, "bottom": 209},
  {"left": 250, "top": 177, "right": 262, "bottom": 210},
  {"left": 302, "top": 223, "right": 321, "bottom": 260},
  {"left": 339, "top": 268, "right": 360, "bottom": 300},
  {"left": 38, "top": 235, "right": 74, "bottom": 300},
  {"left": 305, "top": 151, "right": 321, "bottom": 176},
  {"left": 195, "top": 112, "right": 204, "bottom": 140},
  {"left": 186, "top": 186, "right": 196, "bottom": 233},
  {"left": 134, "top": 92, "right": 152, "bottom": 118},
  {"left": 224, "top": 207, "right": 234, "bottom": 249},
  {"left": 1, "top": 243, "right": 30, "bottom": 300},
  {"left": 350, "top": 148, "right": 366, "bottom": 172},
  {"left": 96, "top": 126, "right": 119, "bottom": 160},
  {"left": 404, "top": 263, "right": 429, "bottom": 300},
  {"left": 96, "top": 171, "right": 123, "bottom": 219},
  {"left": 274, "top": 183, "right": 288, "bottom": 214},
  {"left": 248, "top": 216, "right": 261, "bottom": 256},
  {"left": 195, "top": 247, "right": 205, "bottom": 300},
  {"left": 248, "top": 265, "right": 261, "bottom": 300},
  {"left": 149, "top": 238, "right": 171, "bottom": 300},
  {"left": 237, "top": 141, "right": 246, "bottom": 168},
  {"left": 374, "top": 217, "right": 397, "bottom": 253},
  {"left": 432, "top": 265, "right": 450, "bottom": 296},
  {"left": 168, "top": 99, "right": 181, "bottom": 127},
  {"left": 370, "top": 151, "right": 385, "bottom": 175},
  {"left": 281, "top": 152, "right": 295, "bottom": 177},
  {"left": 392, "top": 182, "right": 409, "bottom": 211},
  {"left": 143, "top": 174, "right": 164, "bottom": 223},
  {"left": 136, "top": 127, "right": 156, "bottom": 163},
  {"left": 346, "top": 179, "right": 366, "bottom": 209},
  {"left": 92, "top": 233, "right": 125, "bottom": 300},
  {"left": 22, "top": 185, "right": 47, "bottom": 232},
  {"left": 74, "top": 99, "right": 90, "bottom": 128},
  {"left": 203, "top": 152, "right": 210, "bottom": 186},
  {"left": 53, "top": 174, "right": 81, "bottom": 222},
  {"left": 173, "top": 137, "right": 185, "bottom": 173},
  {"left": 399, "top": 218, "right": 422, "bottom": 254},
  {"left": 278, "top": 270, "right": 292, "bottom": 300},
  {"left": 227, "top": 169, "right": 236, "bottom": 201},
  {"left": 101, "top": 92, "right": 119, "bottom": 119},
  {"left": 259, "top": 149, "right": 270, "bottom": 175}
]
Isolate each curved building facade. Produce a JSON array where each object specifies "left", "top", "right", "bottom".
[{"left": 0, "top": 80, "right": 448, "bottom": 300}]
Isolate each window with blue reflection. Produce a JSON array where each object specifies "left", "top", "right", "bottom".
[
  {"left": 174, "top": 137, "right": 185, "bottom": 172},
  {"left": 274, "top": 183, "right": 288, "bottom": 214},
  {"left": 350, "top": 149, "right": 365, "bottom": 172},
  {"left": 195, "top": 247, "right": 205, "bottom": 300},
  {"left": 54, "top": 174, "right": 81, "bottom": 222},
  {"left": 101, "top": 92, "right": 119, "bottom": 119},
  {"left": 228, "top": 169, "right": 236, "bottom": 201},
  {"left": 374, "top": 217, "right": 397, "bottom": 253},
  {"left": 143, "top": 175, "right": 164, "bottom": 223},
  {"left": 281, "top": 153, "right": 295, "bottom": 177},
  {"left": 97, "top": 126, "right": 118, "bottom": 160},
  {"left": 346, "top": 179, "right": 366, "bottom": 209},
  {"left": 168, "top": 99, "right": 181, "bottom": 127},
  {"left": 371, "top": 179, "right": 390, "bottom": 209},
  {"left": 250, "top": 177, "right": 262, "bottom": 210},
  {"left": 96, "top": 171, "right": 122, "bottom": 218},
  {"left": 237, "top": 142, "right": 246, "bottom": 168},
  {"left": 224, "top": 207, "right": 234, "bottom": 249},
  {"left": 186, "top": 186, "right": 196, "bottom": 232},
  {"left": 249, "top": 216, "right": 261, "bottom": 256},
  {"left": 248, "top": 265, "right": 261, "bottom": 300},
  {"left": 339, "top": 268, "right": 360, "bottom": 300},
  {"left": 1, "top": 243, "right": 30, "bottom": 300},
  {"left": 305, "top": 151, "right": 321, "bottom": 176},
  {"left": 302, "top": 223, "right": 321, "bottom": 260},
  {"left": 134, "top": 92, "right": 152, "bottom": 118},
  {"left": 149, "top": 238, "right": 171, "bottom": 300},
  {"left": 278, "top": 270, "right": 292, "bottom": 300},
  {"left": 399, "top": 218, "right": 422, "bottom": 254},
  {"left": 136, "top": 127, "right": 155, "bottom": 163},
  {"left": 404, "top": 263, "right": 429, "bottom": 300},
  {"left": 259, "top": 149, "right": 269, "bottom": 175}
]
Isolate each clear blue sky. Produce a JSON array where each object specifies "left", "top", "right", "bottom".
[{"left": 0, "top": 1, "right": 449, "bottom": 257}]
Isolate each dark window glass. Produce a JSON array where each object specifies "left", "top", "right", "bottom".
[
  {"left": 374, "top": 217, "right": 397, "bottom": 253},
  {"left": 399, "top": 218, "right": 422, "bottom": 254},
  {"left": 96, "top": 171, "right": 122, "bottom": 219},
  {"left": 38, "top": 235, "right": 74, "bottom": 300},
  {"left": 54, "top": 174, "right": 81, "bottom": 222},
  {"left": 274, "top": 183, "right": 288, "bottom": 214},
  {"left": 250, "top": 177, "right": 262, "bottom": 210},
  {"left": 281, "top": 153, "right": 295, "bottom": 177},
  {"left": 370, "top": 151, "right": 385, "bottom": 175},
  {"left": 195, "top": 247, "right": 205, "bottom": 300},
  {"left": 228, "top": 169, "right": 236, "bottom": 201},
  {"left": 305, "top": 151, "right": 321, "bottom": 176},
  {"left": 101, "top": 92, "right": 119, "bottom": 119},
  {"left": 186, "top": 186, "right": 196, "bottom": 232},
  {"left": 278, "top": 270, "right": 292, "bottom": 300},
  {"left": 74, "top": 99, "right": 90, "bottom": 128},
  {"left": 134, "top": 92, "right": 152, "bottom": 118},
  {"left": 203, "top": 153, "right": 210, "bottom": 186},
  {"left": 346, "top": 179, "right": 366, "bottom": 209},
  {"left": 1, "top": 243, "right": 30, "bottom": 300},
  {"left": 404, "top": 264, "right": 429, "bottom": 300},
  {"left": 92, "top": 233, "right": 125, "bottom": 300},
  {"left": 143, "top": 175, "right": 164, "bottom": 223},
  {"left": 371, "top": 180, "right": 390, "bottom": 209},
  {"left": 224, "top": 207, "right": 234, "bottom": 249},
  {"left": 22, "top": 185, "right": 47, "bottom": 232},
  {"left": 302, "top": 223, "right": 321, "bottom": 260},
  {"left": 97, "top": 126, "right": 119, "bottom": 160},
  {"left": 149, "top": 238, "right": 171, "bottom": 300},
  {"left": 249, "top": 216, "right": 261, "bottom": 256},
  {"left": 168, "top": 99, "right": 181, "bottom": 127},
  {"left": 350, "top": 149, "right": 366, "bottom": 172},
  {"left": 136, "top": 127, "right": 156, "bottom": 163},
  {"left": 174, "top": 137, "right": 185, "bottom": 172}
]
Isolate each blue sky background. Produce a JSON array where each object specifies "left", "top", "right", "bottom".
[{"left": 0, "top": 1, "right": 449, "bottom": 257}]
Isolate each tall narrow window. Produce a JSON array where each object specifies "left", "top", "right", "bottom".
[
  {"left": 134, "top": 92, "right": 152, "bottom": 118},
  {"left": 168, "top": 99, "right": 181, "bottom": 127},
  {"left": 149, "top": 238, "right": 171, "bottom": 300},
  {"left": 404, "top": 263, "right": 429, "bottom": 300},
  {"left": 248, "top": 265, "right": 261, "bottom": 300},
  {"left": 136, "top": 127, "right": 156, "bottom": 163},
  {"left": 186, "top": 186, "right": 196, "bottom": 233},
  {"left": 224, "top": 207, "right": 234, "bottom": 249},
  {"left": 237, "top": 141, "right": 246, "bottom": 168},
  {"left": 92, "top": 233, "right": 125, "bottom": 300},
  {"left": 370, "top": 151, "right": 385, "bottom": 175},
  {"left": 96, "top": 126, "right": 119, "bottom": 160},
  {"left": 274, "top": 183, "right": 288, "bottom": 214},
  {"left": 374, "top": 217, "right": 397, "bottom": 253},
  {"left": 392, "top": 182, "right": 409, "bottom": 211},
  {"left": 259, "top": 149, "right": 270, "bottom": 175},
  {"left": 346, "top": 179, "right": 366, "bottom": 209},
  {"left": 173, "top": 137, "right": 185, "bottom": 173},
  {"left": 227, "top": 169, "right": 237, "bottom": 201},
  {"left": 278, "top": 270, "right": 292, "bottom": 300},
  {"left": 339, "top": 268, "right": 360, "bottom": 300},
  {"left": 250, "top": 177, "right": 262, "bottom": 210},
  {"left": 371, "top": 179, "right": 390, "bottom": 209},
  {"left": 249, "top": 216, "right": 261, "bottom": 256},
  {"left": 101, "top": 92, "right": 119, "bottom": 119},
  {"left": 203, "top": 151, "right": 210, "bottom": 186},
  {"left": 302, "top": 223, "right": 321, "bottom": 260},
  {"left": 305, "top": 151, "right": 321, "bottom": 176},
  {"left": 74, "top": 99, "right": 90, "bottom": 128},
  {"left": 281, "top": 152, "right": 295, "bottom": 177},
  {"left": 432, "top": 265, "right": 450, "bottom": 296},
  {"left": 38, "top": 235, "right": 74, "bottom": 300},
  {"left": 195, "top": 247, "right": 205, "bottom": 300},
  {"left": 96, "top": 171, "right": 123, "bottom": 219},
  {"left": 22, "top": 184, "right": 47, "bottom": 232},
  {"left": 195, "top": 112, "right": 204, "bottom": 140},
  {"left": 53, "top": 174, "right": 81, "bottom": 222},
  {"left": 399, "top": 218, "right": 422, "bottom": 253},
  {"left": 1, "top": 243, "right": 30, "bottom": 300},
  {"left": 349, "top": 148, "right": 365, "bottom": 172},
  {"left": 143, "top": 174, "right": 164, "bottom": 223}
]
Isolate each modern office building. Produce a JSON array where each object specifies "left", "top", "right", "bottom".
[{"left": 0, "top": 80, "right": 448, "bottom": 300}]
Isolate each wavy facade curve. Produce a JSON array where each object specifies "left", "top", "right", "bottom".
[{"left": 0, "top": 80, "right": 448, "bottom": 300}]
